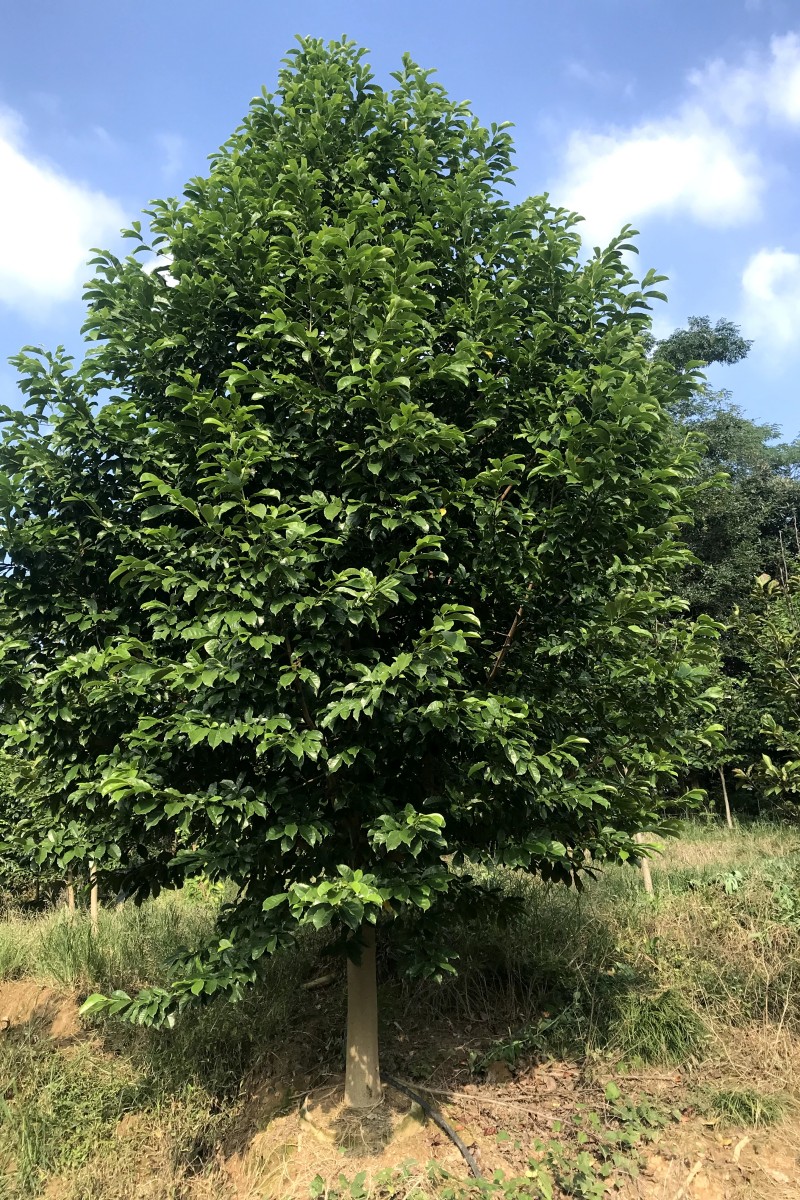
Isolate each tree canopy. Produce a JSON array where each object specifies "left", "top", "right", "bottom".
[
  {"left": 0, "top": 40, "right": 720, "bottom": 1097},
  {"left": 652, "top": 315, "right": 751, "bottom": 376}
]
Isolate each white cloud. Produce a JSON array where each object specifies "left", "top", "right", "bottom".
[
  {"left": 690, "top": 32, "right": 800, "bottom": 126},
  {"left": 741, "top": 247, "right": 800, "bottom": 351},
  {"left": 565, "top": 60, "right": 609, "bottom": 86},
  {"left": 143, "top": 253, "right": 178, "bottom": 288},
  {"left": 550, "top": 31, "right": 800, "bottom": 246},
  {"left": 0, "top": 107, "right": 125, "bottom": 313},
  {"left": 554, "top": 110, "right": 761, "bottom": 246}
]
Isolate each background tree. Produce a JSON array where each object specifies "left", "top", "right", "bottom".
[
  {"left": 647, "top": 316, "right": 800, "bottom": 818},
  {"left": 733, "top": 571, "right": 800, "bottom": 812},
  {"left": 652, "top": 315, "right": 751, "bottom": 377},
  {"left": 0, "top": 753, "right": 60, "bottom": 905},
  {"left": 0, "top": 38, "right": 720, "bottom": 1109},
  {"left": 651, "top": 316, "right": 800, "bottom": 622}
]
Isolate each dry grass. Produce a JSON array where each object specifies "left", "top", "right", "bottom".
[{"left": 648, "top": 822, "right": 800, "bottom": 873}]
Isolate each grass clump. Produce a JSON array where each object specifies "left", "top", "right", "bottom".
[
  {"left": 705, "top": 1086, "right": 785, "bottom": 1127},
  {"left": 0, "top": 1024, "right": 224, "bottom": 1199},
  {"left": 0, "top": 1030, "right": 140, "bottom": 1196},
  {"left": 0, "top": 917, "right": 35, "bottom": 980},
  {"left": 604, "top": 988, "right": 707, "bottom": 1065}
]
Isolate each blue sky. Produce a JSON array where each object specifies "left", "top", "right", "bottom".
[{"left": 1, "top": 0, "right": 799, "bottom": 433}]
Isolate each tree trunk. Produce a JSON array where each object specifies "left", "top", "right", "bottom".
[
  {"left": 719, "top": 765, "right": 734, "bottom": 830},
  {"left": 344, "top": 923, "right": 382, "bottom": 1109},
  {"left": 66, "top": 875, "right": 76, "bottom": 913},
  {"left": 634, "top": 833, "right": 654, "bottom": 895},
  {"left": 89, "top": 862, "right": 99, "bottom": 934}
]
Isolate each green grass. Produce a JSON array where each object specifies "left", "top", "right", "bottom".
[
  {"left": 603, "top": 989, "right": 707, "bottom": 1065},
  {"left": 0, "top": 1029, "right": 141, "bottom": 1195},
  {"left": 401, "top": 820, "right": 800, "bottom": 1067},
  {"left": 0, "top": 894, "right": 217, "bottom": 992},
  {"left": 705, "top": 1086, "right": 785, "bottom": 1127}
]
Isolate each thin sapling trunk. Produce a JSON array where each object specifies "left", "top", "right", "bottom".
[{"left": 344, "top": 922, "right": 382, "bottom": 1109}]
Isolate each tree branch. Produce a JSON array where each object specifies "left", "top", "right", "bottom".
[{"left": 487, "top": 583, "right": 533, "bottom": 684}]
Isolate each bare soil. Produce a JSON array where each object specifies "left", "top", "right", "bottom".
[
  {"left": 0, "top": 979, "right": 81, "bottom": 1042},
  {"left": 208, "top": 1066, "right": 800, "bottom": 1200}
]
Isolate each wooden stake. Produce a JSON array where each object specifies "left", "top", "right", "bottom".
[
  {"left": 719, "top": 765, "right": 734, "bottom": 830},
  {"left": 89, "top": 861, "right": 99, "bottom": 934},
  {"left": 634, "top": 833, "right": 654, "bottom": 895}
]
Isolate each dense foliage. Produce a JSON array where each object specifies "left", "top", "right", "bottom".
[
  {"left": 734, "top": 572, "right": 800, "bottom": 809},
  {"left": 0, "top": 752, "right": 61, "bottom": 901},
  {"left": 647, "top": 315, "right": 800, "bottom": 816},
  {"left": 0, "top": 40, "right": 720, "bottom": 1024}
]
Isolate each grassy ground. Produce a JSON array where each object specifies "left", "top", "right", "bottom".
[{"left": 1, "top": 820, "right": 799, "bottom": 1199}]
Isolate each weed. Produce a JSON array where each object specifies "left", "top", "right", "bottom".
[
  {"left": 309, "top": 1091, "right": 674, "bottom": 1200},
  {"left": 0, "top": 895, "right": 216, "bottom": 992},
  {"left": 0, "top": 916, "right": 35, "bottom": 980},
  {"left": 772, "top": 880, "right": 800, "bottom": 926},
  {"left": 0, "top": 1029, "right": 139, "bottom": 1195}
]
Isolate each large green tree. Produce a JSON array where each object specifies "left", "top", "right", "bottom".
[{"left": 0, "top": 39, "right": 719, "bottom": 1108}]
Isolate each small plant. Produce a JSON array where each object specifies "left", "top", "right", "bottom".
[
  {"left": 686, "top": 869, "right": 744, "bottom": 894},
  {"left": 714, "top": 869, "right": 744, "bottom": 895},
  {"left": 181, "top": 875, "right": 226, "bottom": 907},
  {"left": 771, "top": 880, "right": 800, "bottom": 926},
  {"left": 468, "top": 1013, "right": 566, "bottom": 1074},
  {"left": 312, "top": 1090, "right": 672, "bottom": 1200}
]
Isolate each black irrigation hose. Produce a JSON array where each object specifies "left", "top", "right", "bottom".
[{"left": 381, "top": 1072, "right": 484, "bottom": 1180}]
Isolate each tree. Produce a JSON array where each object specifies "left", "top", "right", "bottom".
[
  {"left": 678, "top": 398, "right": 800, "bottom": 621},
  {"left": 652, "top": 315, "right": 751, "bottom": 377},
  {"left": 648, "top": 317, "right": 800, "bottom": 817},
  {"left": 0, "top": 753, "right": 56, "bottom": 903},
  {"left": 0, "top": 38, "right": 719, "bottom": 1108},
  {"left": 652, "top": 317, "right": 800, "bottom": 621}
]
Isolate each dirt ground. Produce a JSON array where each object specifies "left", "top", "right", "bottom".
[
  {"left": 0, "top": 978, "right": 81, "bottom": 1042},
  {"left": 2, "top": 981, "right": 798, "bottom": 1200},
  {"left": 209, "top": 1062, "right": 800, "bottom": 1200}
]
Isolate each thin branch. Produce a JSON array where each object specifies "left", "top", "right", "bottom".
[{"left": 487, "top": 583, "right": 533, "bottom": 684}]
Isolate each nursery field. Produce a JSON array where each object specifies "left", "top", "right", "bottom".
[{"left": 1, "top": 821, "right": 800, "bottom": 1200}]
